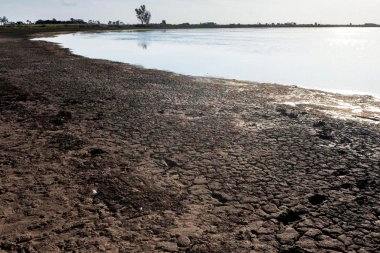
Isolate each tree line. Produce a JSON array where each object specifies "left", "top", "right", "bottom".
[
  {"left": 35, "top": 18, "right": 86, "bottom": 25},
  {"left": 0, "top": 5, "right": 153, "bottom": 26},
  {"left": 0, "top": 16, "right": 32, "bottom": 26}
]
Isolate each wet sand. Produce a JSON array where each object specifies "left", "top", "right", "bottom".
[{"left": 1, "top": 32, "right": 380, "bottom": 252}]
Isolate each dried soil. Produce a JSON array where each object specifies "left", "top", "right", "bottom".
[{"left": 1, "top": 32, "right": 380, "bottom": 253}]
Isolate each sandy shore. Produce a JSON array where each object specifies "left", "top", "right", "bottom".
[{"left": 1, "top": 32, "right": 380, "bottom": 252}]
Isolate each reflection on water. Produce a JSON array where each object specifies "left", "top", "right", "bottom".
[
  {"left": 138, "top": 42, "right": 148, "bottom": 49},
  {"left": 33, "top": 28, "right": 380, "bottom": 96}
]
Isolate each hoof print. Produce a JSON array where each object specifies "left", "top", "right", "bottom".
[
  {"left": 277, "top": 209, "right": 307, "bottom": 225},
  {"left": 308, "top": 194, "right": 326, "bottom": 205}
]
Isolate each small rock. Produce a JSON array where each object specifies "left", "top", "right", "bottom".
[
  {"left": 276, "top": 227, "right": 299, "bottom": 244},
  {"left": 177, "top": 235, "right": 191, "bottom": 247},
  {"left": 249, "top": 221, "right": 264, "bottom": 234},
  {"left": 318, "top": 239, "right": 345, "bottom": 251},
  {"left": 304, "top": 228, "right": 323, "bottom": 237},
  {"left": 262, "top": 203, "right": 279, "bottom": 213},
  {"left": 296, "top": 236, "right": 317, "bottom": 249},
  {"left": 158, "top": 242, "right": 178, "bottom": 252},
  {"left": 193, "top": 176, "right": 208, "bottom": 185}
]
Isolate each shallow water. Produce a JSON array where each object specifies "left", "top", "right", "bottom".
[{"left": 34, "top": 28, "right": 380, "bottom": 96}]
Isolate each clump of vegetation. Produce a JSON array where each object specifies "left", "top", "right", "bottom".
[
  {"left": 35, "top": 18, "right": 86, "bottom": 25},
  {"left": 108, "top": 20, "right": 124, "bottom": 26},
  {"left": 88, "top": 20, "right": 101, "bottom": 25}
]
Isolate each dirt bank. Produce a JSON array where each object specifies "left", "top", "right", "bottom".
[{"left": 0, "top": 32, "right": 380, "bottom": 253}]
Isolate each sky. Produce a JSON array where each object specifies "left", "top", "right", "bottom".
[{"left": 1, "top": 0, "right": 380, "bottom": 25}]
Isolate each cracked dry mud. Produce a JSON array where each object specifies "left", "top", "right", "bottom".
[{"left": 1, "top": 32, "right": 380, "bottom": 253}]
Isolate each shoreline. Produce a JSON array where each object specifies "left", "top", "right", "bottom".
[
  {"left": 2, "top": 24, "right": 380, "bottom": 34},
  {"left": 1, "top": 32, "right": 380, "bottom": 252}
]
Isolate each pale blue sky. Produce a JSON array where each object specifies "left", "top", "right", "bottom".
[{"left": 1, "top": 0, "right": 380, "bottom": 25}]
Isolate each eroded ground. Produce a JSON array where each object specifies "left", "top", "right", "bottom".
[{"left": 1, "top": 33, "right": 380, "bottom": 253}]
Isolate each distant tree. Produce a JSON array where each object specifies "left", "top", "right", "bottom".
[
  {"left": 88, "top": 20, "right": 97, "bottom": 24},
  {"left": 161, "top": 20, "right": 166, "bottom": 25},
  {"left": 108, "top": 21, "right": 112, "bottom": 25},
  {"left": 0, "top": 16, "right": 9, "bottom": 25},
  {"left": 88, "top": 20, "right": 99, "bottom": 25},
  {"left": 135, "top": 5, "right": 151, "bottom": 24},
  {"left": 70, "top": 18, "right": 85, "bottom": 24}
]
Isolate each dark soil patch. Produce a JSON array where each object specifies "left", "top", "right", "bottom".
[
  {"left": 277, "top": 209, "right": 308, "bottom": 225},
  {"left": 50, "top": 133, "right": 85, "bottom": 151},
  {"left": 211, "top": 192, "right": 228, "bottom": 204}
]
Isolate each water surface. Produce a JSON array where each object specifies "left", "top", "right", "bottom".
[{"left": 34, "top": 28, "right": 380, "bottom": 96}]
